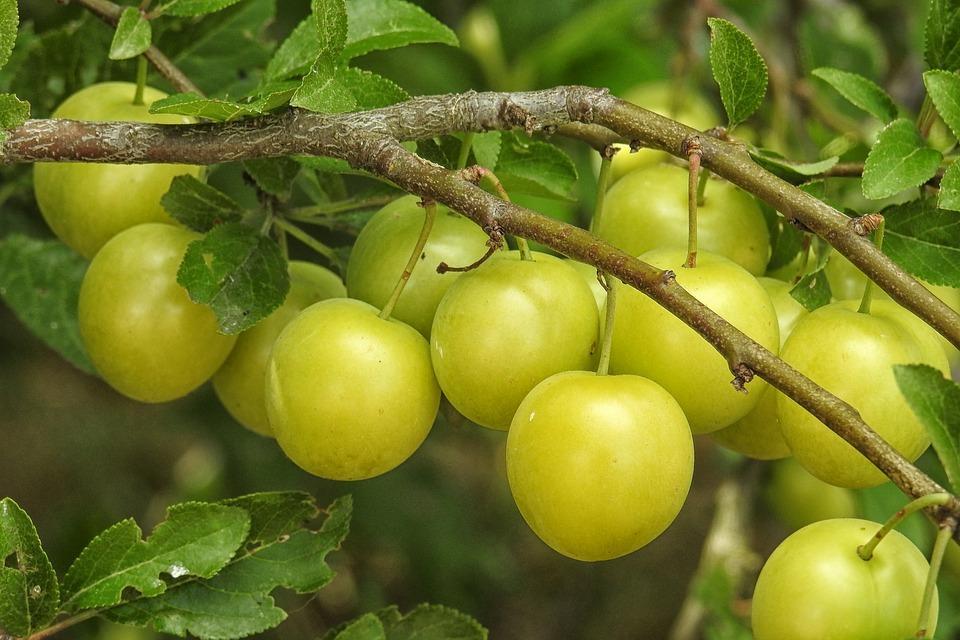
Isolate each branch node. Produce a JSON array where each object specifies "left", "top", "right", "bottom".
[
  {"left": 628, "top": 139, "right": 643, "bottom": 153},
  {"left": 705, "top": 126, "right": 730, "bottom": 141},
  {"left": 730, "top": 363, "right": 755, "bottom": 393},
  {"left": 850, "top": 213, "right": 884, "bottom": 237},
  {"left": 601, "top": 144, "right": 620, "bottom": 160},
  {"left": 661, "top": 269, "right": 677, "bottom": 284},
  {"left": 458, "top": 165, "right": 487, "bottom": 184},
  {"left": 681, "top": 135, "right": 703, "bottom": 159},
  {"left": 499, "top": 99, "right": 537, "bottom": 134}
]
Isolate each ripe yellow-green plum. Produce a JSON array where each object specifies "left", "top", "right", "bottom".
[
  {"left": 78, "top": 223, "right": 236, "bottom": 403},
  {"left": 266, "top": 298, "right": 440, "bottom": 480},
  {"left": 346, "top": 196, "right": 492, "bottom": 337},
  {"left": 751, "top": 518, "right": 936, "bottom": 640},
  {"left": 213, "top": 261, "right": 346, "bottom": 436},
  {"left": 777, "top": 299, "right": 950, "bottom": 488},
  {"left": 33, "top": 82, "right": 203, "bottom": 259},
  {"left": 507, "top": 371, "right": 694, "bottom": 561},
  {"left": 430, "top": 250, "right": 599, "bottom": 430},
  {"left": 565, "top": 259, "right": 606, "bottom": 315},
  {"left": 607, "top": 82, "right": 717, "bottom": 181},
  {"left": 594, "top": 164, "right": 770, "bottom": 276},
  {"left": 825, "top": 251, "right": 960, "bottom": 368},
  {"left": 762, "top": 458, "right": 858, "bottom": 530},
  {"left": 610, "top": 248, "right": 780, "bottom": 433},
  {"left": 711, "top": 277, "right": 808, "bottom": 459}
]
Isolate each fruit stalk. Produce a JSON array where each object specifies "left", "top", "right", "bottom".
[
  {"left": 857, "top": 218, "right": 885, "bottom": 315},
  {"left": 917, "top": 521, "right": 956, "bottom": 638},
  {"left": 596, "top": 274, "right": 617, "bottom": 376},
  {"left": 133, "top": 57, "right": 148, "bottom": 106},
  {"left": 684, "top": 137, "right": 703, "bottom": 269},
  {"left": 857, "top": 493, "right": 952, "bottom": 561},
  {"left": 379, "top": 200, "right": 437, "bottom": 320}
]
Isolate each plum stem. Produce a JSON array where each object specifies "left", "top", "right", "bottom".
[
  {"left": 596, "top": 273, "right": 617, "bottom": 376},
  {"left": 591, "top": 151, "right": 614, "bottom": 230},
  {"left": 132, "top": 56, "right": 147, "bottom": 106},
  {"left": 857, "top": 218, "right": 885, "bottom": 315},
  {"left": 380, "top": 200, "right": 437, "bottom": 320},
  {"left": 857, "top": 493, "right": 952, "bottom": 561},
  {"left": 683, "top": 136, "right": 703, "bottom": 269},
  {"left": 916, "top": 520, "right": 955, "bottom": 637}
]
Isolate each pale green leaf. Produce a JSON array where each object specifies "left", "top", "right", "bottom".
[
  {"left": 925, "top": 0, "right": 960, "bottom": 71},
  {"left": 60, "top": 503, "right": 250, "bottom": 613},
  {"left": 177, "top": 223, "right": 290, "bottom": 334},
  {"left": 0, "top": 0, "right": 18, "bottom": 71},
  {"left": 894, "top": 364, "right": 960, "bottom": 493},
  {"left": 149, "top": 92, "right": 257, "bottom": 121},
  {"left": 470, "top": 131, "right": 501, "bottom": 170},
  {"left": 862, "top": 119, "right": 942, "bottom": 199},
  {"left": 881, "top": 199, "right": 960, "bottom": 287},
  {"left": 291, "top": 58, "right": 357, "bottom": 113},
  {"left": 707, "top": 17, "right": 768, "bottom": 128},
  {"left": 314, "top": 0, "right": 348, "bottom": 59},
  {"left": 106, "top": 496, "right": 352, "bottom": 640},
  {"left": 939, "top": 161, "right": 960, "bottom": 211},
  {"left": 811, "top": 67, "right": 898, "bottom": 122},
  {"left": 343, "top": 0, "right": 459, "bottom": 60},
  {"left": 924, "top": 70, "right": 960, "bottom": 139},
  {"left": 494, "top": 133, "right": 577, "bottom": 200},
  {"left": 338, "top": 67, "right": 409, "bottom": 109},
  {"left": 0, "top": 499, "right": 58, "bottom": 637},
  {"left": 0, "top": 92, "right": 28, "bottom": 130},
  {"left": 0, "top": 235, "right": 92, "bottom": 373},
  {"left": 242, "top": 158, "right": 301, "bottom": 201},
  {"left": 161, "top": 175, "right": 243, "bottom": 232},
  {"left": 109, "top": 7, "right": 152, "bottom": 60},
  {"left": 157, "top": 0, "right": 246, "bottom": 17},
  {"left": 748, "top": 147, "right": 839, "bottom": 184}
]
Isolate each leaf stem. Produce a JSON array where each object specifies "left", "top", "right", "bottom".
[
  {"left": 27, "top": 610, "right": 98, "bottom": 640},
  {"left": 379, "top": 200, "right": 437, "bottom": 320},
  {"left": 916, "top": 521, "right": 955, "bottom": 638},
  {"left": 595, "top": 274, "right": 617, "bottom": 376},
  {"left": 456, "top": 132, "right": 475, "bottom": 170},
  {"left": 857, "top": 493, "right": 953, "bottom": 561},
  {"left": 133, "top": 56, "right": 148, "bottom": 106},
  {"left": 857, "top": 218, "right": 885, "bottom": 315},
  {"left": 917, "top": 95, "right": 938, "bottom": 140},
  {"left": 272, "top": 218, "right": 337, "bottom": 264}
]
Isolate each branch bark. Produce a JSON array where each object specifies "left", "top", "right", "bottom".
[{"left": 3, "top": 86, "right": 959, "bottom": 522}]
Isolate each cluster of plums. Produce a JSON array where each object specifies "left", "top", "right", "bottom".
[{"left": 34, "top": 82, "right": 954, "bottom": 640}]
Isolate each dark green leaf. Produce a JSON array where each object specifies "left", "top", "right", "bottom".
[
  {"left": 789, "top": 266, "right": 832, "bottom": 311},
  {"left": 262, "top": 17, "right": 315, "bottom": 82},
  {"left": 313, "top": 0, "right": 348, "bottom": 59},
  {"left": 109, "top": 7, "right": 152, "bottom": 60},
  {"left": 221, "top": 492, "right": 319, "bottom": 545},
  {"left": 290, "top": 58, "right": 357, "bottom": 113},
  {"left": 415, "top": 138, "right": 451, "bottom": 168},
  {"left": 924, "top": 70, "right": 960, "bottom": 139},
  {"left": 158, "top": 0, "right": 246, "bottom": 17},
  {"left": 161, "top": 175, "right": 243, "bottom": 232},
  {"left": 177, "top": 223, "right": 290, "bottom": 334},
  {"left": 894, "top": 364, "right": 960, "bottom": 493},
  {"left": 811, "top": 67, "right": 898, "bottom": 122},
  {"left": 343, "top": 0, "right": 459, "bottom": 60},
  {"left": 0, "top": 499, "right": 59, "bottom": 637},
  {"left": 0, "top": 0, "right": 18, "bottom": 71},
  {"left": 495, "top": 133, "right": 577, "bottom": 200},
  {"left": 330, "top": 613, "right": 386, "bottom": 640},
  {"left": 295, "top": 155, "right": 357, "bottom": 175},
  {"left": 242, "top": 157, "right": 301, "bottom": 201},
  {"left": 766, "top": 220, "right": 804, "bottom": 273},
  {"left": 748, "top": 148, "right": 839, "bottom": 184},
  {"left": 385, "top": 604, "right": 487, "bottom": 639},
  {"left": 0, "top": 91, "right": 28, "bottom": 130},
  {"left": 107, "top": 496, "right": 352, "bottom": 640},
  {"left": 882, "top": 199, "right": 960, "bottom": 287},
  {"left": 862, "top": 119, "right": 942, "bottom": 199},
  {"left": 470, "top": 131, "right": 502, "bottom": 170},
  {"left": 707, "top": 17, "right": 768, "bottom": 128},
  {"left": 0, "top": 235, "right": 92, "bottom": 373},
  {"left": 248, "top": 81, "right": 299, "bottom": 112},
  {"left": 939, "top": 161, "right": 960, "bottom": 212},
  {"left": 338, "top": 67, "right": 409, "bottom": 109},
  {"left": 60, "top": 503, "right": 250, "bottom": 613},
  {"left": 925, "top": 0, "right": 960, "bottom": 71}
]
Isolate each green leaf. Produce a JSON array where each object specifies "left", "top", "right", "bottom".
[
  {"left": 338, "top": 67, "right": 409, "bottom": 109},
  {"left": 161, "top": 175, "right": 243, "bottom": 232},
  {"left": 748, "top": 148, "right": 839, "bottom": 184},
  {"left": 107, "top": 496, "right": 352, "bottom": 640},
  {"left": 158, "top": 0, "right": 246, "bottom": 17},
  {"left": 862, "top": 119, "right": 942, "bottom": 199},
  {"left": 0, "top": 499, "right": 59, "bottom": 637},
  {"left": 494, "top": 133, "right": 577, "bottom": 200},
  {"left": 789, "top": 265, "right": 832, "bottom": 311},
  {"left": 177, "top": 223, "right": 290, "bottom": 334},
  {"left": 881, "top": 199, "right": 960, "bottom": 287},
  {"left": 343, "top": 0, "right": 459, "bottom": 60},
  {"left": 924, "top": 70, "right": 960, "bottom": 139},
  {"left": 707, "top": 17, "right": 768, "bottom": 128},
  {"left": 385, "top": 604, "right": 488, "bottom": 639},
  {"left": 925, "top": 0, "right": 960, "bottom": 71},
  {"left": 811, "top": 67, "right": 898, "bottom": 122},
  {"left": 330, "top": 613, "right": 386, "bottom": 640},
  {"left": 0, "top": 0, "right": 17, "bottom": 71},
  {"left": 470, "top": 131, "right": 502, "bottom": 170},
  {"left": 939, "top": 161, "right": 960, "bottom": 212},
  {"left": 242, "top": 157, "right": 301, "bottom": 201},
  {"left": 262, "top": 17, "right": 316, "bottom": 82},
  {"left": 313, "top": 0, "right": 348, "bottom": 59},
  {"left": 894, "top": 364, "right": 960, "bottom": 493},
  {"left": 766, "top": 219, "right": 804, "bottom": 272},
  {"left": 149, "top": 92, "right": 254, "bottom": 121},
  {"left": 0, "top": 235, "right": 93, "bottom": 373},
  {"left": 0, "top": 92, "right": 28, "bottom": 130},
  {"left": 109, "top": 7, "right": 152, "bottom": 60},
  {"left": 60, "top": 503, "right": 250, "bottom": 613},
  {"left": 221, "top": 492, "right": 320, "bottom": 545},
  {"left": 291, "top": 58, "right": 357, "bottom": 113}
]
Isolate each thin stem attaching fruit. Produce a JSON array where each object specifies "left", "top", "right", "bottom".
[
  {"left": 591, "top": 152, "right": 614, "bottom": 230},
  {"left": 596, "top": 273, "right": 617, "bottom": 376},
  {"left": 380, "top": 200, "right": 437, "bottom": 320},
  {"left": 272, "top": 218, "right": 338, "bottom": 264},
  {"left": 132, "top": 56, "right": 148, "bottom": 106},
  {"left": 857, "top": 493, "right": 952, "bottom": 561},
  {"left": 696, "top": 167, "right": 709, "bottom": 207},
  {"left": 456, "top": 132, "right": 475, "bottom": 170},
  {"left": 684, "top": 137, "right": 703, "bottom": 269},
  {"left": 857, "top": 218, "right": 885, "bottom": 315},
  {"left": 916, "top": 521, "right": 956, "bottom": 638}
]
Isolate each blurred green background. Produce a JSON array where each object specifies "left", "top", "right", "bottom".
[{"left": 3, "top": 1, "right": 959, "bottom": 638}]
